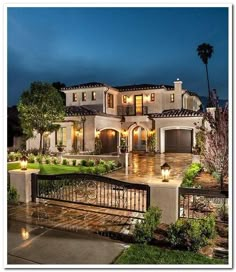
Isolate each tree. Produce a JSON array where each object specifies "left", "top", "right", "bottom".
[
  {"left": 52, "top": 81, "right": 66, "bottom": 105},
  {"left": 195, "top": 90, "right": 228, "bottom": 190},
  {"left": 197, "top": 43, "right": 214, "bottom": 106},
  {"left": 17, "top": 82, "right": 65, "bottom": 153}
]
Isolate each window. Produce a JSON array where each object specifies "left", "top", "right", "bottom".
[
  {"left": 170, "top": 94, "right": 175, "bottom": 103},
  {"left": 72, "top": 93, "right": 77, "bottom": 102},
  {"left": 82, "top": 92, "right": 86, "bottom": 101},
  {"left": 92, "top": 91, "right": 96, "bottom": 101},
  {"left": 107, "top": 93, "right": 114, "bottom": 108},
  {"left": 123, "top": 95, "right": 127, "bottom": 103},
  {"left": 55, "top": 127, "right": 67, "bottom": 146},
  {"left": 151, "top": 93, "right": 155, "bottom": 102}
]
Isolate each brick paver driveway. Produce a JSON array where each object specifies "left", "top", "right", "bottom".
[{"left": 106, "top": 153, "right": 197, "bottom": 184}]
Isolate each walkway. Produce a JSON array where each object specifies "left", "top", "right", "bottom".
[
  {"left": 8, "top": 220, "right": 127, "bottom": 265},
  {"left": 106, "top": 153, "right": 195, "bottom": 184}
]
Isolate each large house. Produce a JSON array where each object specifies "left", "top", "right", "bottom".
[{"left": 26, "top": 79, "right": 203, "bottom": 154}]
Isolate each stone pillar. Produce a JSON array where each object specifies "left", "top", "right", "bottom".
[
  {"left": 120, "top": 152, "right": 129, "bottom": 168},
  {"left": 8, "top": 169, "right": 40, "bottom": 203},
  {"left": 149, "top": 179, "right": 182, "bottom": 224}
]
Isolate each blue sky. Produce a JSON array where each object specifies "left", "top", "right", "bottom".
[{"left": 7, "top": 7, "right": 229, "bottom": 105}]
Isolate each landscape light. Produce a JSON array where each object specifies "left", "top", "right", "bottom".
[{"left": 161, "top": 163, "right": 171, "bottom": 182}]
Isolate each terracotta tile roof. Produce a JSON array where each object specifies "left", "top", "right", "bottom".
[
  {"left": 62, "top": 82, "right": 107, "bottom": 91},
  {"left": 65, "top": 106, "right": 97, "bottom": 116},
  {"left": 149, "top": 109, "right": 203, "bottom": 118},
  {"left": 115, "top": 84, "right": 174, "bottom": 92}
]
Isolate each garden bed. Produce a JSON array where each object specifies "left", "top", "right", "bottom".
[{"left": 194, "top": 171, "right": 228, "bottom": 191}]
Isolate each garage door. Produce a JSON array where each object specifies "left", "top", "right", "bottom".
[{"left": 165, "top": 129, "right": 192, "bottom": 153}]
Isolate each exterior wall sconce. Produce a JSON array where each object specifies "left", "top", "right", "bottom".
[
  {"left": 75, "top": 129, "right": 81, "bottom": 137},
  {"left": 161, "top": 163, "right": 171, "bottom": 182},
  {"left": 149, "top": 129, "right": 155, "bottom": 135},
  {"left": 20, "top": 155, "right": 28, "bottom": 170},
  {"left": 122, "top": 129, "right": 128, "bottom": 138},
  {"left": 96, "top": 129, "right": 101, "bottom": 137}
]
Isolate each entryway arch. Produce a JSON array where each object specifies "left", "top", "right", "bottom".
[{"left": 128, "top": 124, "right": 149, "bottom": 152}]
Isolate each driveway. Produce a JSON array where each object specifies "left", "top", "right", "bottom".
[
  {"left": 106, "top": 153, "right": 196, "bottom": 184},
  {"left": 7, "top": 220, "right": 127, "bottom": 265}
]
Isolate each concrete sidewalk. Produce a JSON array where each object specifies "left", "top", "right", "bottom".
[{"left": 7, "top": 220, "right": 128, "bottom": 265}]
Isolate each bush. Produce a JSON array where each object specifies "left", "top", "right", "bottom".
[
  {"left": 94, "top": 165, "right": 106, "bottom": 175},
  {"left": 52, "top": 157, "right": 59, "bottom": 165},
  {"left": 212, "top": 171, "right": 221, "bottom": 182},
  {"left": 72, "top": 159, "right": 77, "bottom": 166},
  {"left": 87, "top": 159, "right": 95, "bottom": 167},
  {"left": 45, "top": 157, "right": 51, "bottom": 164},
  {"left": 62, "top": 159, "right": 68, "bottom": 165},
  {"left": 36, "top": 155, "right": 43, "bottom": 164},
  {"left": 99, "top": 159, "right": 105, "bottom": 165},
  {"left": 80, "top": 159, "right": 87, "bottom": 166},
  {"left": 28, "top": 154, "right": 35, "bottom": 163},
  {"left": 8, "top": 185, "right": 19, "bottom": 204},
  {"left": 133, "top": 207, "right": 162, "bottom": 244},
  {"left": 181, "top": 163, "right": 202, "bottom": 188},
  {"left": 218, "top": 205, "right": 228, "bottom": 222},
  {"left": 8, "top": 153, "right": 15, "bottom": 162},
  {"left": 167, "top": 215, "right": 216, "bottom": 252}
]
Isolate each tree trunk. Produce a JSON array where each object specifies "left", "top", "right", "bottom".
[
  {"left": 39, "top": 132, "right": 43, "bottom": 154},
  {"left": 205, "top": 64, "right": 211, "bottom": 105}
]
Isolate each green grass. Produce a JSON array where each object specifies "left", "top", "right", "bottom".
[{"left": 114, "top": 244, "right": 225, "bottom": 264}]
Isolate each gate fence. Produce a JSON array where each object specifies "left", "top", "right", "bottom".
[
  {"left": 31, "top": 173, "right": 150, "bottom": 213},
  {"left": 179, "top": 187, "right": 228, "bottom": 223}
]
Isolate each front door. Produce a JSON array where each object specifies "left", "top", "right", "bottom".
[
  {"left": 132, "top": 126, "right": 146, "bottom": 151},
  {"left": 135, "top": 95, "right": 143, "bottom": 115}
]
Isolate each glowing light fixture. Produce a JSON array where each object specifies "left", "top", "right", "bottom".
[
  {"left": 20, "top": 155, "right": 28, "bottom": 171},
  {"left": 161, "top": 163, "right": 171, "bottom": 182}
]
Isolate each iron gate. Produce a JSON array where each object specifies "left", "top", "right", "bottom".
[{"left": 31, "top": 173, "right": 150, "bottom": 213}]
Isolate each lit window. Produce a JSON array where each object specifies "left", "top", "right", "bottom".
[
  {"left": 56, "top": 127, "right": 67, "bottom": 146},
  {"left": 170, "top": 94, "right": 175, "bottom": 103},
  {"left": 123, "top": 95, "right": 127, "bottom": 103},
  {"left": 82, "top": 92, "right": 86, "bottom": 101},
  {"left": 151, "top": 93, "right": 155, "bottom": 102},
  {"left": 72, "top": 93, "right": 77, "bottom": 102},
  {"left": 107, "top": 93, "right": 114, "bottom": 108},
  {"left": 92, "top": 91, "right": 96, "bottom": 101}
]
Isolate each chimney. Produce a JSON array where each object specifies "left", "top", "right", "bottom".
[{"left": 174, "top": 78, "right": 183, "bottom": 92}]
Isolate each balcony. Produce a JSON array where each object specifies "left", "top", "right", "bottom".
[{"left": 117, "top": 105, "right": 148, "bottom": 116}]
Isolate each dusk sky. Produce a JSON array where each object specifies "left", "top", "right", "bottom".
[{"left": 7, "top": 7, "right": 229, "bottom": 106}]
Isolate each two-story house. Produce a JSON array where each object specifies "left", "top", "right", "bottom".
[{"left": 26, "top": 79, "right": 203, "bottom": 154}]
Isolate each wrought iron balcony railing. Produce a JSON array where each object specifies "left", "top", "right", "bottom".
[{"left": 117, "top": 105, "right": 148, "bottom": 116}]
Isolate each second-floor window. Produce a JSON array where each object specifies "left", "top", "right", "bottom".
[
  {"left": 151, "top": 93, "right": 155, "bottom": 102},
  {"left": 123, "top": 95, "right": 127, "bottom": 103},
  {"left": 107, "top": 93, "right": 114, "bottom": 108},
  {"left": 170, "top": 94, "right": 175, "bottom": 103},
  {"left": 92, "top": 91, "right": 96, "bottom": 101},
  {"left": 82, "top": 92, "right": 86, "bottom": 101},
  {"left": 72, "top": 93, "right": 77, "bottom": 102}
]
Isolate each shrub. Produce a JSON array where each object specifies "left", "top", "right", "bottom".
[
  {"left": 167, "top": 215, "right": 216, "bottom": 252},
  {"left": 36, "top": 155, "right": 43, "bottom": 164},
  {"left": 27, "top": 148, "right": 40, "bottom": 156},
  {"left": 99, "top": 159, "right": 105, "bottom": 165},
  {"left": 72, "top": 159, "right": 77, "bottom": 166},
  {"left": 52, "top": 157, "right": 59, "bottom": 165},
  {"left": 94, "top": 165, "right": 106, "bottom": 175},
  {"left": 212, "top": 171, "right": 221, "bottom": 182},
  {"left": 181, "top": 163, "right": 202, "bottom": 188},
  {"left": 8, "top": 185, "right": 19, "bottom": 204},
  {"left": 45, "top": 157, "right": 51, "bottom": 164},
  {"left": 218, "top": 205, "right": 228, "bottom": 222},
  {"left": 8, "top": 153, "right": 15, "bottom": 162},
  {"left": 62, "top": 159, "right": 68, "bottom": 165},
  {"left": 28, "top": 154, "right": 35, "bottom": 163},
  {"left": 133, "top": 207, "right": 162, "bottom": 244},
  {"left": 80, "top": 159, "right": 87, "bottom": 166},
  {"left": 87, "top": 159, "right": 95, "bottom": 167}
]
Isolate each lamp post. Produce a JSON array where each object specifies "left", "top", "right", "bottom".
[
  {"left": 20, "top": 155, "right": 28, "bottom": 170},
  {"left": 161, "top": 163, "right": 171, "bottom": 182},
  {"left": 81, "top": 115, "right": 86, "bottom": 151}
]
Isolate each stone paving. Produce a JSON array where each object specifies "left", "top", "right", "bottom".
[
  {"left": 106, "top": 152, "right": 195, "bottom": 184},
  {"left": 8, "top": 200, "right": 142, "bottom": 239}
]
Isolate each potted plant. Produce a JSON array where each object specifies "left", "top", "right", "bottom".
[
  {"left": 120, "top": 137, "right": 128, "bottom": 153},
  {"left": 57, "top": 141, "right": 65, "bottom": 152}
]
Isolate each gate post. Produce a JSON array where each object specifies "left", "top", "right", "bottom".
[
  {"left": 31, "top": 173, "right": 38, "bottom": 202},
  {"left": 149, "top": 179, "right": 182, "bottom": 224},
  {"left": 8, "top": 169, "right": 40, "bottom": 203}
]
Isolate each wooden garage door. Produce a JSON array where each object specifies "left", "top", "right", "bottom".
[{"left": 165, "top": 129, "right": 192, "bottom": 153}]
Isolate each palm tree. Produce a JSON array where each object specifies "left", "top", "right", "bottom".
[{"left": 197, "top": 43, "right": 214, "bottom": 106}]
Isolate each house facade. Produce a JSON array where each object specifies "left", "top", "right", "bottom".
[{"left": 26, "top": 79, "right": 203, "bottom": 154}]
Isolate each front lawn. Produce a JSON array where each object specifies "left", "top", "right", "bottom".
[{"left": 114, "top": 244, "right": 224, "bottom": 264}]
